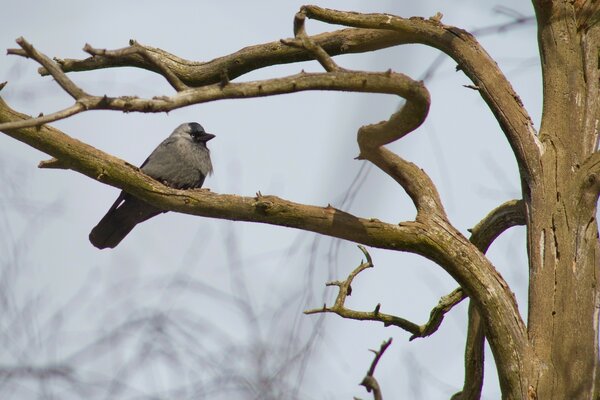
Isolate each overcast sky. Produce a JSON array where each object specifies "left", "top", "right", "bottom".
[{"left": 0, "top": 1, "right": 539, "bottom": 399}]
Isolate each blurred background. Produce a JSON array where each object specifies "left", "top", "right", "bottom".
[{"left": 0, "top": 1, "right": 538, "bottom": 398}]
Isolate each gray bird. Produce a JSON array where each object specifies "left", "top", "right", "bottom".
[{"left": 89, "top": 122, "right": 215, "bottom": 249}]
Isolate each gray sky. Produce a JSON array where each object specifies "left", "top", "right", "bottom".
[{"left": 0, "top": 1, "right": 539, "bottom": 398}]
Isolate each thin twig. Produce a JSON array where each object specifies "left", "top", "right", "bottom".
[
  {"left": 359, "top": 338, "right": 392, "bottom": 400},
  {"left": 11, "top": 37, "right": 87, "bottom": 100},
  {"left": 281, "top": 11, "right": 344, "bottom": 72}
]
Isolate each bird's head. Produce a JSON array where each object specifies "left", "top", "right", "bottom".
[{"left": 174, "top": 122, "right": 216, "bottom": 143}]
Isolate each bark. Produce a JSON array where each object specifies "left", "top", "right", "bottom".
[{"left": 524, "top": 2, "right": 600, "bottom": 398}]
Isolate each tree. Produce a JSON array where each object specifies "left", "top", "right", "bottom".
[{"left": 1, "top": 3, "right": 599, "bottom": 399}]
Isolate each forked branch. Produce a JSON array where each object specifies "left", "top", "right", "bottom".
[
  {"left": 358, "top": 338, "right": 393, "bottom": 400},
  {"left": 305, "top": 246, "right": 467, "bottom": 340}
]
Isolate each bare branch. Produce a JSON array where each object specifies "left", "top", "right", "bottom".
[
  {"left": 359, "top": 338, "right": 392, "bottom": 400},
  {"left": 360, "top": 146, "right": 445, "bottom": 218},
  {"left": 0, "top": 37, "right": 429, "bottom": 131},
  {"left": 83, "top": 41, "right": 189, "bottom": 91},
  {"left": 451, "top": 302, "right": 485, "bottom": 400},
  {"left": 446, "top": 199, "right": 525, "bottom": 398},
  {"left": 0, "top": 103, "right": 85, "bottom": 131},
  {"left": 10, "top": 37, "right": 88, "bottom": 100},
  {"left": 409, "top": 287, "right": 466, "bottom": 341},
  {"left": 305, "top": 247, "right": 465, "bottom": 340},
  {"left": 0, "top": 98, "right": 427, "bottom": 253},
  {"left": 304, "top": 246, "right": 422, "bottom": 335},
  {"left": 301, "top": 5, "right": 541, "bottom": 185},
  {"left": 469, "top": 199, "right": 526, "bottom": 252},
  {"left": 281, "top": 11, "right": 344, "bottom": 72},
  {"left": 34, "top": 29, "right": 410, "bottom": 86}
]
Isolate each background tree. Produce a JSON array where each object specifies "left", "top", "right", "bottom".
[{"left": 1, "top": 1, "right": 597, "bottom": 399}]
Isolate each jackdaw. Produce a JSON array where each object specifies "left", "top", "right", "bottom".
[{"left": 89, "top": 122, "right": 215, "bottom": 249}]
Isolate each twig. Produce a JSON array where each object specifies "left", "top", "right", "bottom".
[
  {"left": 281, "top": 11, "right": 344, "bottom": 72},
  {"left": 359, "top": 338, "right": 392, "bottom": 400},
  {"left": 304, "top": 246, "right": 466, "bottom": 340},
  {"left": 38, "top": 158, "right": 69, "bottom": 169},
  {"left": 10, "top": 37, "right": 87, "bottom": 100},
  {"left": 83, "top": 41, "right": 188, "bottom": 91}
]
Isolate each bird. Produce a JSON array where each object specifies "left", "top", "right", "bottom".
[{"left": 89, "top": 122, "right": 215, "bottom": 249}]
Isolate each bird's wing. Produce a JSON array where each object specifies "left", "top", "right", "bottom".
[
  {"left": 140, "top": 137, "right": 177, "bottom": 170},
  {"left": 139, "top": 137, "right": 184, "bottom": 183}
]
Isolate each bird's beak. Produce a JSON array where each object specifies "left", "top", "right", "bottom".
[{"left": 200, "top": 133, "right": 216, "bottom": 142}]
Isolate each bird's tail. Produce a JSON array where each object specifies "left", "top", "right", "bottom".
[{"left": 89, "top": 195, "right": 162, "bottom": 249}]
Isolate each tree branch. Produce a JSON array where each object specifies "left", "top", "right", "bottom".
[
  {"left": 0, "top": 37, "right": 429, "bottom": 131},
  {"left": 0, "top": 97, "right": 429, "bottom": 252},
  {"left": 359, "top": 338, "right": 392, "bottom": 400},
  {"left": 8, "top": 37, "right": 88, "bottom": 100},
  {"left": 32, "top": 29, "right": 413, "bottom": 86},
  {"left": 304, "top": 248, "right": 463, "bottom": 342},
  {"left": 301, "top": 5, "right": 541, "bottom": 185},
  {"left": 281, "top": 11, "right": 345, "bottom": 73},
  {"left": 469, "top": 199, "right": 526, "bottom": 252},
  {"left": 304, "top": 246, "right": 423, "bottom": 335},
  {"left": 451, "top": 301, "right": 485, "bottom": 400},
  {"left": 451, "top": 199, "right": 526, "bottom": 398},
  {"left": 83, "top": 41, "right": 189, "bottom": 91}
]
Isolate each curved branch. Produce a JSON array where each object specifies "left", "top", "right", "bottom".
[
  {"left": 469, "top": 199, "right": 526, "bottom": 252},
  {"left": 301, "top": 5, "right": 541, "bottom": 185},
  {"left": 454, "top": 199, "right": 525, "bottom": 398}
]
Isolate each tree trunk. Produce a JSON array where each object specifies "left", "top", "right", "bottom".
[{"left": 526, "top": 2, "right": 600, "bottom": 398}]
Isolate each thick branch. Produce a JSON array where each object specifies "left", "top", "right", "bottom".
[
  {"left": 359, "top": 145, "right": 444, "bottom": 218},
  {"left": 469, "top": 199, "right": 526, "bottom": 252},
  {"left": 452, "top": 199, "right": 526, "bottom": 398},
  {"left": 0, "top": 97, "right": 429, "bottom": 252},
  {"left": 302, "top": 5, "right": 541, "bottom": 185}
]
